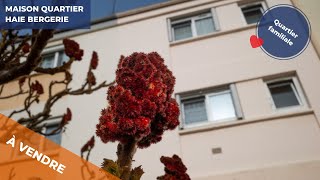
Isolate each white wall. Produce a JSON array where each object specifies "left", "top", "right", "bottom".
[{"left": 2, "top": 0, "right": 320, "bottom": 179}]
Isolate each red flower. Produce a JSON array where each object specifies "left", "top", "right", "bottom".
[
  {"left": 113, "top": 89, "right": 142, "bottom": 118},
  {"left": 157, "top": 155, "right": 190, "bottom": 180},
  {"left": 74, "top": 50, "right": 84, "bottom": 61},
  {"left": 96, "top": 52, "right": 179, "bottom": 148},
  {"left": 134, "top": 117, "right": 151, "bottom": 131},
  {"left": 118, "top": 118, "right": 136, "bottom": 135},
  {"left": 31, "top": 80, "right": 44, "bottom": 95},
  {"left": 63, "top": 38, "right": 84, "bottom": 61},
  {"left": 61, "top": 108, "right": 72, "bottom": 127},
  {"left": 90, "top": 51, "right": 99, "bottom": 69},
  {"left": 141, "top": 99, "right": 157, "bottom": 118},
  {"left": 81, "top": 136, "right": 95, "bottom": 154},
  {"left": 165, "top": 99, "right": 180, "bottom": 130},
  {"left": 87, "top": 71, "right": 96, "bottom": 86},
  {"left": 22, "top": 43, "right": 30, "bottom": 54}
]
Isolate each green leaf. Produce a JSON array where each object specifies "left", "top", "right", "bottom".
[{"left": 101, "top": 158, "right": 122, "bottom": 178}]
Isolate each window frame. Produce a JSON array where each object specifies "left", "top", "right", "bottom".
[
  {"left": 239, "top": 1, "right": 267, "bottom": 25},
  {"left": 180, "top": 95, "right": 208, "bottom": 128},
  {"left": 171, "top": 19, "right": 193, "bottom": 41},
  {"left": 40, "top": 45, "right": 66, "bottom": 69},
  {"left": 42, "top": 124, "right": 63, "bottom": 145},
  {"left": 205, "top": 89, "right": 237, "bottom": 123},
  {"left": 178, "top": 84, "right": 243, "bottom": 129},
  {"left": 265, "top": 76, "right": 308, "bottom": 111},
  {"left": 13, "top": 117, "right": 62, "bottom": 159},
  {"left": 168, "top": 8, "right": 219, "bottom": 42},
  {"left": 40, "top": 117, "right": 63, "bottom": 145}
]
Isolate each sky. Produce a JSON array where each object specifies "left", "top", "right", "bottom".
[{"left": 91, "top": 0, "right": 169, "bottom": 20}]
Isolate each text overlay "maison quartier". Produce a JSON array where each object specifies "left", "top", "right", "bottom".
[{"left": 5, "top": 6, "right": 84, "bottom": 13}]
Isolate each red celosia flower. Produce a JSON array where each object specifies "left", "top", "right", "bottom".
[
  {"left": 31, "top": 80, "right": 44, "bottom": 95},
  {"left": 63, "top": 38, "right": 84, "bottom": 61},
  {"left": 96, "top": 52, "right": 180, "bottom": 148},
  {"left": 81, "top": 136, "right": 95, "bottom": 154},
  {"left": 61, "top": 108, "right": 72, "bottom": 127},
  {"left": 157, "top": 154, "right": 190, "bottom": 180},
  {"left": 165, "top": 99, "right": 180, "bottom": 130},
  {"left": 118, "top": 118, "right": 136, "bottom": 135},
  {"left": 87, "top": 71, "right": 96, "bottom": 86},
  {"left": 90, "top": 51, "right": 99, "bottom": 69},
  {"left": 22, "top": 43, "right": 30, "bottom": 54}
]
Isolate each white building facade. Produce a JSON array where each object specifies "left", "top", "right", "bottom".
[{"left": 2, "top": 0, "right": 320, "bottom": 179}]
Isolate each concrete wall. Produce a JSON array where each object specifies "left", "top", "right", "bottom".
[
  {"left": 180, "top": 113, "right": 320, "bottom": 179},
  {"left": 291, "top": 0, "right": 320, "bottom": 59},
  {"left": 1, "top": 0, "right": 320, "bottom": 179},
  {"left": 170, "top": 1, "right": 320, "bottom": 178}
]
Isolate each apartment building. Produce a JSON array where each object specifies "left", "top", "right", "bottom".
[
  {"left": 1, "top": 0, "right": 320, "bottom": 179},
  {"left": 291, "top": 0, "right": 320, "bottom": 59}
]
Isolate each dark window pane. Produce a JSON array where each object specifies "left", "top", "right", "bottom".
[
  {"left": 269, "top": 81, "right": 300, "bottom": 108},
  {"left": 183, "top": 97, "right": 207, "bottom": 125},
  {"left": 173, "top": 21, "right": 192, "bottom": 41},
  {"left": 242, "top": 4, "right": 263, "bottom": 24},
  {"left": 41, "top": 53, "right": 55, "bottom": 69},
  {"left": 57, "top": 51, "right": 68, "bottom": 67}
]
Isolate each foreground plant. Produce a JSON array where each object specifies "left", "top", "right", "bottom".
[
  {"left": 0, "top": 29, "right": 190, "bottom": 179},
  {"left": 157, "top": 154, "right": 191, "bottom": 180},
  {"left": 0, "top": 33, "right": 113, "bottom": 134},
  {"left": 95, "top": 52, "right": 189, "bottom": 179}
]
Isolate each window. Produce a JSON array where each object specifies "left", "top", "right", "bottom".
[
  {"left": 240, "top": 2, "right": 265, "bottom": 24},
  {"left": 12, "top": 121, "right": 62, "bottom": 158},
  {"left": 179, "top": 85, "right": 242, "bottom": 128},
  {"left": 266, "top": 77, "right": 307, "bottom": 109},
  {"left": 170, "top": 10, "right": 219, "bottom": 41},
  {"left": 207, "top": 91, "right": 236, "bottom": 121},
  {"left": 40, "top": 50, "right": 68, "bottom": 69},
  {"left": 182, "top": 97, "right": 208, "bottom": 124},
  {"left": 43, "top": 124, "right": 62, "bottom": 145}
]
